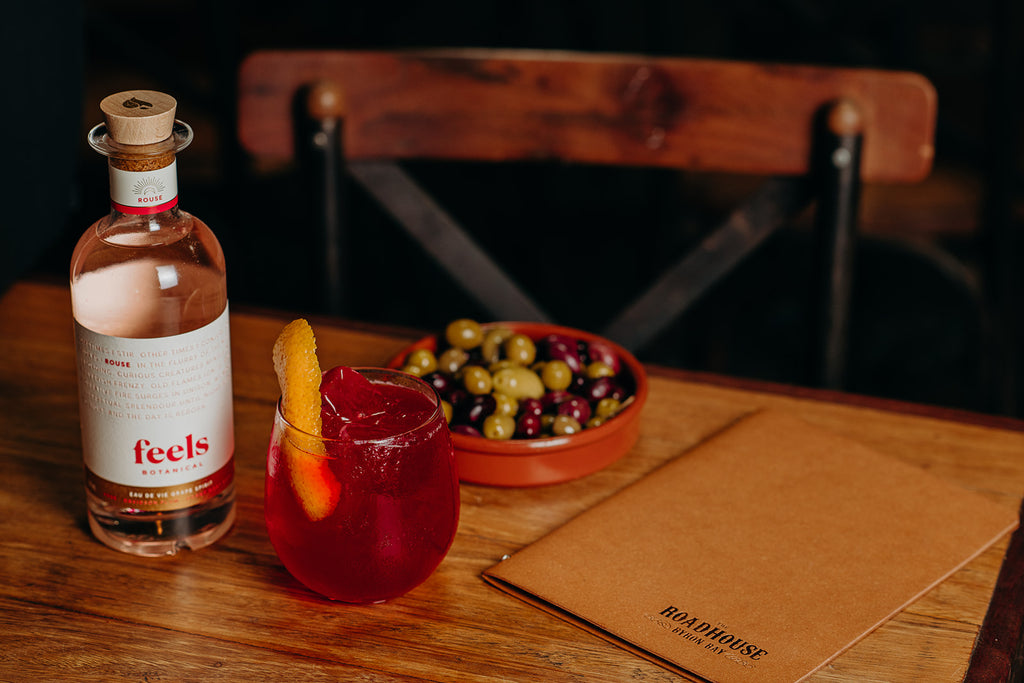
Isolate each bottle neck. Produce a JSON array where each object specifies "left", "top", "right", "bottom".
[{"left": 107, "top": 156, "right": 179, "bottom": 215}]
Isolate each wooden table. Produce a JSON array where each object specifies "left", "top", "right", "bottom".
[{"left": 3, "top": 279, "right": 1023, "bottom": 682}]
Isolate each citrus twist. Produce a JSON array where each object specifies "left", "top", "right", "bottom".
[
  {"left": 272, "top": 319, "right": 340, "bottom": 520},
  {"left": 273, "top": 318, "right": 323, "bottom": 439}
]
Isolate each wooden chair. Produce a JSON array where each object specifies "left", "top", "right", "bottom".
[{"left": 237, "top": 48, "right": 936, "bottom": 389}]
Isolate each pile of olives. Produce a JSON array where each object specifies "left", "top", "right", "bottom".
[{"left": 399, "top": 319, "right": 636, "bottom": 440}]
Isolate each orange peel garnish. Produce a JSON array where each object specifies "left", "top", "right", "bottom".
[
  {"left": 272, "top": 319, "right": 340, "bottom": 521},
  {"left": 273, "top": 319, "right": 323, "bottom": 437}
]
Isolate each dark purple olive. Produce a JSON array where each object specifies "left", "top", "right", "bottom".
[
  {"left": 540, "top": 332, "right": 576, "bottom": 348},
  {"left": 515, "top": 413, "right": 542, "bottom": 438},
  {"left": 452, "top": 424, "right": 482, "bottom": 437},
  {"left": 581, "top": 376, "right": 627, "bottom": 404},
  {"left": 465, "top": 345, "right": 485, "bottom": 364},
  {"left": 538, "top": 334, "right": 582, "bottom": 373},
  {"left": 557, "top": 396, "right": 592, "bottom": 424},
  {"left": 447, "top": 388, "right": 469, "bottom": 409},
  {"left": 423, "top": 371, "right": 454, "bottom": 398},
  {"left": 519, "top": 397, "right": 544, "bottom": 417},
  {"left": 577, "top": 340, "right": 592, "bottom": 369},
  {"left": 540, "top": 390, "right": 572, "bottom": 412},
  {"left": 586, "top": 339, "right": 621, "bottom": 374},
  {"left": 572, "top": 374, "right": 587, "bottom": 393},
  {"left": 455, "top": 393, "right": 497, "bottom": 426}
]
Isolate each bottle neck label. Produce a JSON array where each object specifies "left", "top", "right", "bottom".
[{"left": 109, "top": 161, "right": 179, "bottom": 215}]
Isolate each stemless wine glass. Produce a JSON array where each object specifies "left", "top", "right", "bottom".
[{"left": 265, "top": 368, "right": 459, "bottom": 603}]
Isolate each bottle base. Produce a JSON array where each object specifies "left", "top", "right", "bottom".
[{"left": 87, "top": 487, "right": 236, "bottom": 557}]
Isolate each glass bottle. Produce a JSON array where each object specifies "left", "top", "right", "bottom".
[{"left": 70, "top": 90, "right": 235, "bottom": 556}]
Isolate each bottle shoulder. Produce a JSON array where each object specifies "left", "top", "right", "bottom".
[
  {"left": 70, "top": 208, "right": 229, "bottom": 338},
  {"left": 71, "top": 209, "right": 226, "bottom": 279},
  {"left": 87, "top": 208, "right": 209, "bottom": 245}
]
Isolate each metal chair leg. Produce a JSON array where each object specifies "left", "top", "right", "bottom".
[
  {"left": 305, "top": 82, "right": 348, "bottom": 316},
  {"left": 813, "top": 99, "right": 863, "bottom": 390}
]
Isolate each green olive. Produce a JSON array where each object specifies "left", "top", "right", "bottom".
[
  {"left": 585, "top": 416, "right": 606, "bottom": 429},
  {"left": 480, "top": 327, "right": 514, "bottom": 363},
  {"left": 595, "top": 397, "right": 621, "bottom": 418},
  {"left": 493, "top": 391, "right": 519, "bottom": 416},
  {"left": 552, "top": 415, "right": 582, "bottom": 435},
  {"left": 491, "top": 366, "right": 545, "bottom": 399},
  {"left": 405, "top": 348, "right": 438, "bottom": 375},
  {"left": 488, "top": 359, "right": 517, "bottom": 374},
  {"left": 445, "top": 318, "right": 483, "bottom": 350},
  {"left": 482, "top": 413, "right": 516, "bottom": 440},
  {"left": 437, "top": 347, "right": 469, "bottom": 374},
  {"left": 541, "top": 359, "right": 573, "bottom": 391},
  {"left": 503, "top": 333, "right": 537, "bottom": 365},
  {"left": 586, "top": 361, "right": 615, "bottom": 379},
  {"left": 441, "top": 400, "right": 453, "bottom": 424},
  {"left": 462, "top": 365, "right": 493, "bottom": 395},
  {"left": 401, "top": 364, "right": 425, "bottom": 376}
]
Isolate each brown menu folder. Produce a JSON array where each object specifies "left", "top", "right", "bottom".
[{"left": 483, "top": 410, "right": 1018, "bottom": 682}]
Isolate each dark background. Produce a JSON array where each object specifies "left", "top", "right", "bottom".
[{"left": 7, "top": 0, "right": 1023, "bottom": 417}]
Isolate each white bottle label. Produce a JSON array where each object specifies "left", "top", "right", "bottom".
[
  {"left": 74, "top": 307, "right": 234, "bottom": 511},
  {"left": 109, "top": 162, "right": 179, "bottom": 215}
]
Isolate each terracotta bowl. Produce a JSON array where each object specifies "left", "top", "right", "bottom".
[{"left": 388, "top": 322, "right": 648, "bottom": 487}]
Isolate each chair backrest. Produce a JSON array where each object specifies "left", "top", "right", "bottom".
[{"left": 237, "top": 48, "right": 937, "bottom": 387}]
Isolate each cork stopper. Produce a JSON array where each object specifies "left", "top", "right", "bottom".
[{"left": 100, "top": 90, "right": 177, "bottom": 145}]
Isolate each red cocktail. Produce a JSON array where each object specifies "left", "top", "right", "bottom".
[{"left": 266, "top": 367, "right": 459, "bottom": 603}]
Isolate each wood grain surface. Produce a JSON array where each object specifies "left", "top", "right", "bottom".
[
  {"left": 1, "top": 279, "right": 1022, "bottom": 682},
  {"left": 237, "top": 48, "right": 936, "bottom": 183}
]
